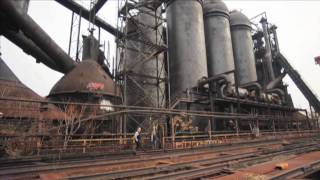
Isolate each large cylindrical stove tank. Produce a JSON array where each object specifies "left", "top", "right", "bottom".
[
  {"left": 203, "top": 0, "right": 235, "bottom": 85},
  {"left": 166, "top": 0, "right": 208, "bottom": 132},
  {"left": 166, "top": 0, "right": 208, "bottom": 101},
  {"left": 230, "top": 10, "right": 257, "bottom": 86}
]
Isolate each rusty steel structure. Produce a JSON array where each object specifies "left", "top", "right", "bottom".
[
  {"left": 115, "top": 0, "right": 167, "bottom": 133},
  {"left": 0, "top": 129, "right": 320, "bottom": 179},
  {"left": 0, "top": 0, "right": 320, "bottom": 169}
]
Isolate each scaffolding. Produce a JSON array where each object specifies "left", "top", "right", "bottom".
[{"left": 115, "top": 0, "right": 167, "bottom": 133}]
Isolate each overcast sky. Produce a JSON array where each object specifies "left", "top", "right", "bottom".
[{"left": 0, "top": 0, "right": 319, "bottom": 110}]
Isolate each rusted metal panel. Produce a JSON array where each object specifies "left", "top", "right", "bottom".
[{"left": 0, "top": 58, "right": 65, "bottom": 120}]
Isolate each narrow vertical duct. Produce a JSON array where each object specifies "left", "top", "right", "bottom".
[
  {"left": 230, "top": 10, "right": 258, "bottom": 86},
  {"left": 260, "top": 17, "right": 275, "bottom": 81},
  {"left": 203, "top": 0, "right": 235, "bottom": 85},
  {"left": 166, "top": 0, "right": 208, "bottom": 101}
]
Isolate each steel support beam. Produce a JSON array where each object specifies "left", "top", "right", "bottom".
[
  {"left": 90, "top": 0, "right": 108, "bottom": 15},
  {"left": 276, "top": 53, "right": 320, "bottom": 113},
  {"left": 55, "top": 0, "right": 122, "bottom": 37}
]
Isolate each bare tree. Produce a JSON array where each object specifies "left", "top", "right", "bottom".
[{"left": 58, "top": 103, "right": 86, "bottom": 149}]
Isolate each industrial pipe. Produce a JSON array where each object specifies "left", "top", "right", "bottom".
[
  {"left": 260, "top": 17, "right": 275, "bottom": 81},
  {"left": 266, "top": 88, "right": 286, "bottom": 104},
  {"left": 197, "top": 74, "right": 229, "bottom": 87},
  {"left": 0, "top": 0, "right": 76, "bottom": 73},
  {"left": 241, "top": 82, "right": 262, "bottom": 100},
  {"left": 1, "top": 28, "right": 64, "bottom": 73},
  {"left": 269, "top": 25, "right": 280, "bottom": 54},
  {"left": 241, "top": 82, "right": 262, "bottom": 91},
  {"left": 266, "top": 72, "right": 286, "bottom": 90},
  {"left": 220, "top": 84, "right": 249, "bottom": 99}
]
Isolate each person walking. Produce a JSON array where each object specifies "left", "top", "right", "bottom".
[
  {"left": 151, "top": 126, "right": 158, "bottom": 150},
  {"left": 134, "top": 127, "right": 142, "bottom": 151}
]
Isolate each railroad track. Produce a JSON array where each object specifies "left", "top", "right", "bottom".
[
  {"left": 1, "top": 136, "right": 319, "bottom": 180},
  {"left": 0, "top": 136, "right": 296, "bottom": 171},
  {"left": 66, "top": 141, "right": 320, "bottom": 180},
  {"left": 0, "top": 139, "right": 284, "bottom": 179}
]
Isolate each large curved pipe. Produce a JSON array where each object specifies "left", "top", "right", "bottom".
[
  {"left": 1, "top": 28, "right": 64, "bottom": 73},
  {"left": 197, "top": 74, "right": 229, "bottom": 88},
  {"left": 0, "top": 0, "right": 76, "bottom": 73},
  {"left": 266, "top": 88, "right": 286, "bottom": 103},
  {"left": 266, "top": 72, "right": 286, "bottom": 90},
  {"left": 241, "top": 82, "right": 262, "bottom": 100},
  {"left": 220, "top": 84, "right": 229, "bottom": 98}
]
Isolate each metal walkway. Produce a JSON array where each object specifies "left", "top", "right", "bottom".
[{"left": 276, "top": 53, "right": 320, "bottom": 112}]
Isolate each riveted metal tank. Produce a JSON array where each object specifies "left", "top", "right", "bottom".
[
  {"left": 203, "top": 0, "right": 235, "bottom": 85},
  {"left": 166, "top": 0, "right": 208, "bottom": 101},
  {"left": 230, "top": 10, "right": 257, "bottom": 86}
]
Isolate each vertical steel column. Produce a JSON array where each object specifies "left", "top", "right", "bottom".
[
  {"left": 115, "top": 0, "right": 121, "bottom": 136},
  {"left": 123, "top": 0, "right": 129, "bottom": 136},
  {"left": 270, "top": 25, "right": 280, "bottom": 54},
  {"left": 208, "top": 84, "right": 214, "bottom": 140},
  {"left": 171, "top": 115, "right": 175, "bottom": 149},
  {"left": 68, "top": 12, "right": 75, "bottom": 55},
  {"left": 76, "top": 9, "right": 82, "bottom": 62},
  {"left": 310, "top": 103, "right": 315, "bottom": 129},
  {"left": 234, "top": 66, "right": 240, "bottom": 136},
  {"left": 284, "top": 111, "right": 288, "bottom": 130},
  {"left": 305, "top": 110, "right": 310, "bottom": 130},
  {"left": 155, "top": 8, "right": 160, "bottom": 108}
]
